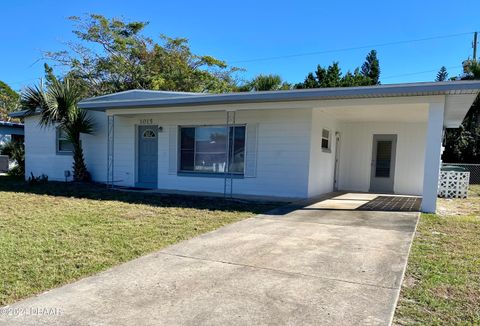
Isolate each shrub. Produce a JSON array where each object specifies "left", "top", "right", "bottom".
[
  {"left": 27, "top": 172, "right": 48, "bottom": 185},
  {"left": 0, "top": 140, "right": 24, "bottom": 176}
]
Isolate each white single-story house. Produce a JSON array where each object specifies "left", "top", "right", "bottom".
[{"left": 13, "top": 81, "right": 480, "bottom": 212}]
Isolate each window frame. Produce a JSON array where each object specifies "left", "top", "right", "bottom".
[
  {"left": 56, "top": 127, "right": 73, "bottom": 155},
  {"left": 178, "top": 124, "right": 247, "bottom": 176},
  {"left": 321, "top": 128, "right": 331, "bottom": 153}
]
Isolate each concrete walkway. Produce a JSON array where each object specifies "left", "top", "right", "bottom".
[{"left": 0, "top": 201, "right": 419, "bottom": 326}]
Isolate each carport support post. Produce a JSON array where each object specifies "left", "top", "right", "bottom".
[
  {"left": 421, "top": 102, "right": 445, "bottom": 213},
  {"left": 107, "top": 114, "right": 115, "bottom": 189}
]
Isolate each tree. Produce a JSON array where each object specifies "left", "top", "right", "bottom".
[
  {"left": 21, "top": 75, "right": 94, "bottom": 181},
  {"left": 0, "top": 81, "right": 20, "bottom": 121},
  {"left": 324, "top": 62, "right": 342, "bottom": 87},
  {"left": 239, "top": 74, "right": 291, "bottom": 91},
  {"left": 302, "top": 72, "right": 320, "bottom": 88},
  {"left": 443, "top": 103, "right": 480, "bottom": 163},
  {"left": 341, "top": 68, "right": 372, "bottom": 87},
  {"left": 461, "top": 60, "right": 480, "bottom": 79},
  {"left": 442, "top": 60, "right": 480, "bottom": 163},
  {"left": 361, "top": 50, "right": 380, "bottom": 84},
  {"left": 435, "top": 66, "right": 449, "bottom": 81},
  {"left": 295, "top": 50, "right": 380, "bottom": 89},
  {"left": 45, "top": 14, "right": 241, "bottom": 96}
]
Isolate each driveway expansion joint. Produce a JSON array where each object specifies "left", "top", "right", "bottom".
[
  {"left": 258, "top": 216, "right": 416, "bottom": 233},
  {"left": 158, "top": 251, "right": 399, "bottom": 290}
]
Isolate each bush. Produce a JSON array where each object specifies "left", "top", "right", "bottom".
[
  {"left": 7, "top": 165, "right": 23, "bottom": 177},
  {"left": 27, "top": 172, "right": 48, "bottom": 185},
  {"left": 0, "top": 140, "right": 24, "bottom": 176}
]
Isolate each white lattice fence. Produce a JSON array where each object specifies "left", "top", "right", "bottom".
[{"left": 438, "top": 171, "right": 470, "bottom": 198}]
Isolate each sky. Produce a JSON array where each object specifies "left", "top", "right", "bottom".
[{"left": 0, "top": 0, "right": 479, "bottom": 91}]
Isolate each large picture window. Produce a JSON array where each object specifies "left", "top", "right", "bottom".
[{"left": 179, "top": 125, "right": 246, "bottom": 174}]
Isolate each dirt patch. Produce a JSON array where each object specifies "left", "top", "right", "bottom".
[
  {"left": 437, "top": 185, "right": 480, "bottom": 217},
  {"left": 402, "top": 275, "right": 417, "bottom": 289}
]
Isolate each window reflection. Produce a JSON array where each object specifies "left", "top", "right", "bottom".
[{"left": 179, "top": 126, "right": 246, "bottom": 174}]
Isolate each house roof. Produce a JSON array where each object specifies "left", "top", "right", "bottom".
[
  {"left": 77, "top": 80, "right": 480, "bottom": 111},
  {"left": 0, "top": 120, "right": 24, "bottom": 129},
  {"left": 8, "top": 90, "right": 203, "bottom": 119},
  {"left": 81, "top": 89, "right": 203, "bottom": 103},
  {"left": 8, "top": 110, "right": 30, "bottom": 118}
]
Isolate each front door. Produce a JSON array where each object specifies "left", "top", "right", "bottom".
[
  {"left": 370, "top": 134, "right": 397, "bottom": 193},
  {"left": 137, "top": 125, "right": 158, "bottom": 188}
]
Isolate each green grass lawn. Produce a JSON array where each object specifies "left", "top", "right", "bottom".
[
  {"left": 0, "top": 176, "right": 275, "bottom": 306},
  {"left": 394, "top": 185, "right": 480, "bottom": 325}
]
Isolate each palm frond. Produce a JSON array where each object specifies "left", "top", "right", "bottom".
[
  {"left": 43, "top": 77, "right": 84, "bottom": 125},
  {"left": 20, "top": 81, "right": 48, "bottom": 115}
]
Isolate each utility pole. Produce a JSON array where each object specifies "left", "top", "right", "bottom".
[{"left": 473, "top": 31, "right": 478, "bottom": 61}]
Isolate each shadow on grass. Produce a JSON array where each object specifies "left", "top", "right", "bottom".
[{"left": 0, "top": 176, "right": 277, "bottom": 214}]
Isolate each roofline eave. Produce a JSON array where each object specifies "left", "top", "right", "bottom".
[{"left": 78, "top": 80, "right": 480, "bottom": 111}]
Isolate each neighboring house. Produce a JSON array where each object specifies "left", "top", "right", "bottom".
[
  {"left": 0, "top": 121, "right": 24, "bottom": 145},
  {"left": 11, "top": 81, "right": 480, "bottom": 212}
]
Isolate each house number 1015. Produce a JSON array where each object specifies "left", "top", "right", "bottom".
[{"left": 139, "top": 119, "right": 154, "bottom": 125}]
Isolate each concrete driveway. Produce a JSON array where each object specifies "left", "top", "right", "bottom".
[{"left": 0, "top": 196, "right": 419, "bottom": 326}]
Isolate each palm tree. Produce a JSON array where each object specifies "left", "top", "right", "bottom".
[
  {"left": 239, "top": 74, "right": 291, "bottom": 92},
  {"left": 22, "top": 76, "right": 94, "bottom": 181}
]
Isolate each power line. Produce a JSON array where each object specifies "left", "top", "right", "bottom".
[
  {"left": 230, "top": 31, "right": 475, "bottom": 64},
  {"left": 381, "top": 65, "right": 462, "bottom": 80},
  {"left": 4, "top": 32, "right": 474, "bottom": 87}
]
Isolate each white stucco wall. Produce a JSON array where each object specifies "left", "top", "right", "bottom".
[
  {"left": 307, "top": 110, "right": 338, "bottom": 197},
  {"left": 24, "top": 111, "right": 107, "bottom": 182},
  {"left": 110, "top": 109, "right": 313, "bottom": 198},
  {"left": 112, "top": 116, "right": 136, "bottom": 186},
  {"left": 337, "top": 121, "right": 427, "bottom": 195},
  {"left": 25, "top": 115, "right": 71, "bottom": 181},
  {"left": 23, "top": 105, "right": 429, "bottom": 199},
  {"left": 82, "top": 111, "right": 108, "bottom": 182}
]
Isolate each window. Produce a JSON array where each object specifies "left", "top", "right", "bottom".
[
  {"left": 179, "top": 125, "right": 246, "bottom": 174},
  {"left": 321, "top": 128, "right": 331, "bottom": 151},
  {"left": 375, "top": 140, "right": 393, "bottom": 178},
  {"left": 142, "top": 129, "right": 156, "bottom": 139},
  {"left": 56, "top": 128, "right": 73, "bottom": 154}
]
